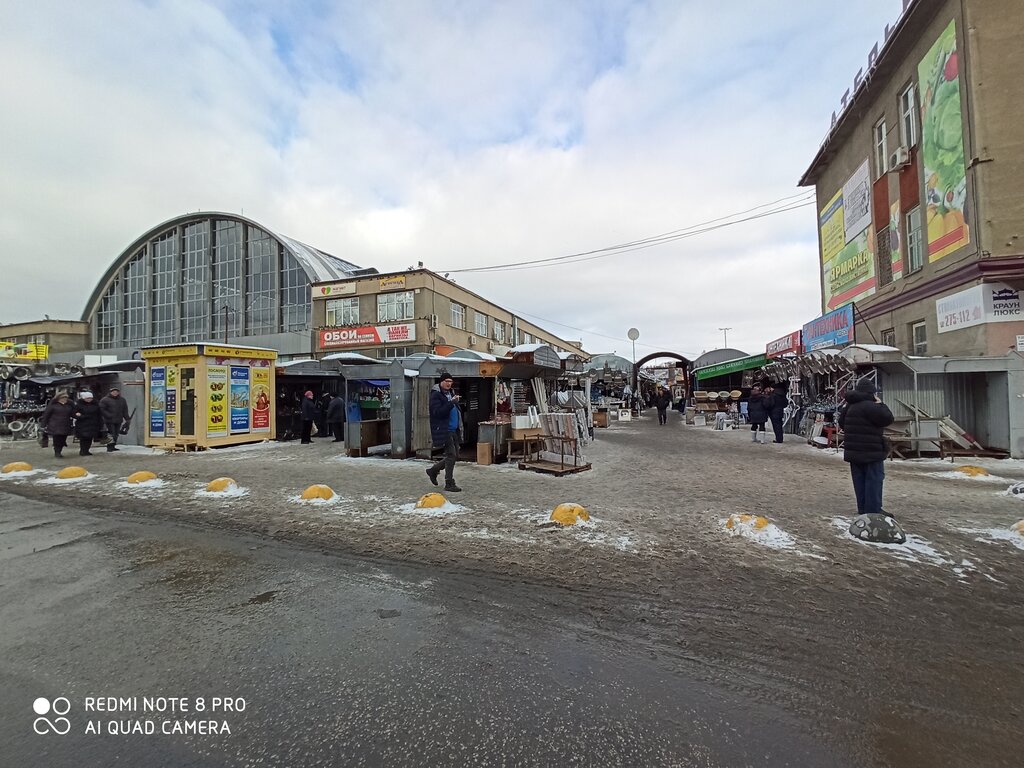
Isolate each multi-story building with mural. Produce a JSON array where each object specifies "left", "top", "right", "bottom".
[{"left": 799, "top": 0, "right": 1022, "bottom": 357}]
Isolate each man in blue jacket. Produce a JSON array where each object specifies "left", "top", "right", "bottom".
[{"left": 426, "top": 372, "right": 463, "bottom": 492}]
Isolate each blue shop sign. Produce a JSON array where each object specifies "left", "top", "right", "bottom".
[{"left": 802, "top": 305, "right": 855, "bottom": 351}]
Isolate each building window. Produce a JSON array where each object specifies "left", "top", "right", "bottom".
[
  {"left": 326, "top": 297, "right": 359, "bottom": 326},
  {"left": 377, "top": 291, "right": 414, "bottom": 322},
  {"left": 246, "top": 226, "right": 277, "bottom": 336},
  {"left": 381, "top": 346, "right": 413, "bottom": 359},
  {"left": 906, "top": 206, "right": 924, "bottom": 273},
  {"left": 900, "top": 83, "right": 917, "bottom": 147},
  {"left": 523, "top": 332, "right": 532, "bottom": 344},
  {"left": 212, "top": 220, "right": 243, "bottom": 340},
  {"left": 95, "top": 282, "right": 120, "bottom": 349},
  {"left": 911, "top": 321, "right": 927, "bottom": 355},
  {"left": 151, "top": 230, "right": 178, "bottom": 345},
  {"left": 881, "top": 328, "right": 896, "bottom": 347},
  {"left": 474, "top": 311, "right": 488, "bottom": 337},
  {"left": 493, "top": 321, "right": 505, "bottom": 344},
  {"left": 450, "top": 302, "right": 465, "bottom": 329},
  {"left": 874, "top": 118, "right": 888, "bottom": 177},
  {"left": 281, "top": 252, "right": 310, "bottom": 332},
  {"left": 122, "top": 249, "right": 148, "bottom": 346},
  {"left": 181, "top": 220, "right": 209, "bottom": 342}
]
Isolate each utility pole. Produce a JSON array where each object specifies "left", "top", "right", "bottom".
[{"left": 718, "top": 327, "right": 732, "bottom": 348}]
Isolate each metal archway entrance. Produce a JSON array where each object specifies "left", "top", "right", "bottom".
[{"left": 632, "top": 352, "right": 690, "bottom": 393}]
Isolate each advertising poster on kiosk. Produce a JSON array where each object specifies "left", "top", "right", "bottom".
[
  {"left": 251, "top": 367, "right": 271, "bottom": 433},
  {"left": 207, "top": 366, "right": 228, "bottom": 438},
  {"left": 164, "top": 366, "right": 178, "bottom": 437},
  {"left": 229, "top": 366, "right": 251, "bottom": 434},
  {"left": 149, "top": 366, "right": 166, "bottom": 438}
]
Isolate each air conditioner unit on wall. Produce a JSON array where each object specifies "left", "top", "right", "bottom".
[
  {"left": 468, "top": 335, "right": 478, "bottom": 345},
  {"left": 428, "top": 314, "right": 439, "bottom": 329},
  {"left": 487, "top": 341, "right": 496, "bottom": 351},
  {"left": 888, "top": 146, "right": 910, "bottom": 172}
]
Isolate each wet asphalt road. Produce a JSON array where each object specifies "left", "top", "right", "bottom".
[{"left": 0, "top": 491, "right": 857, "bottom": 768}]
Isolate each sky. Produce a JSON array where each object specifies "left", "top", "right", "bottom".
[{"left": 0, "top": 0, "right": 907, "bottom": 361}]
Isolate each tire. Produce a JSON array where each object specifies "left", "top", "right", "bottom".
[
  {"left": 12, "top": 366, "right": 30, "bottom": 380},
  {"left": 8, "top": 420, "right": 25, "bottom": 433}
]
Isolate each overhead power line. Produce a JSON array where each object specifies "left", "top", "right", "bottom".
[{"left": 445, "top": 191, "right": 815, "bottom": 275}]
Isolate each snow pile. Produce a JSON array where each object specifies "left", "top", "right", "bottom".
[
  {"left": 957, "top": 526, "right": 1024, "bottom": 552},
  {"left": 0, "top": 468, "right": 42, "bottom": 479},
  {"left": 392, "top": 500, "right": 466, "bottom": 517},
  {"left": 37, "top": 473, "right": 95, "bottom": 484},
  {"left": 723, "top": 515, "right": 797, "bottom": 550},
  {"left": 289, "top": 493, "right": 340, "bottom": 506},
  {"left": 926, "top": 470, "right": 1008, "bottom": 483},
  {"left": 195, "top": 485, "right": 249, "bottom": 498},
  {"left": 117, "top": 478, "right": 168, "bottom": 491}
]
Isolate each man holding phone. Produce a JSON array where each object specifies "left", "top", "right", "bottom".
[{"left": 427, "top": 371, "right": 463, "bottom": 492}]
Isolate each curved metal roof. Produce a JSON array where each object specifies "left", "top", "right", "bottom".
[{"left": 81, "top": 211, "right": 366, "bottom": 321}]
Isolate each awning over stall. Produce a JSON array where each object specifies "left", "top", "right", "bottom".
[{"left": 693, "top": 353, "right": 768, "bottom": 381}]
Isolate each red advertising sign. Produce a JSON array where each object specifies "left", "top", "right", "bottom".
[
  {"left": 766, "top": 331, "right": 802, "bottom": 358},
  {"left": 320, "top": 323, "right": 417, "bottom": 349}
]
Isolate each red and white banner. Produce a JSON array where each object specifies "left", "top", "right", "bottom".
[
  {"left": 766, "top": 331, "right": 801, "bottom": 358},
  {"left": 320, "top": 323, "right": 416, "bottom": 349}
]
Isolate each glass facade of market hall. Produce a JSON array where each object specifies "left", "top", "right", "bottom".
[{"left": 90, "top": 216, "right": 352, "bottom": 349}]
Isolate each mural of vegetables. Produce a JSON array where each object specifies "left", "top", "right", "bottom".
[{"left": 917, "top": 19, "right": 970, "bottom": 262}]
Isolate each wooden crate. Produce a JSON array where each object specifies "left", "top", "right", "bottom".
[
  {"left": 476, "top": 442, "right": 493, "bottom": 465},
  {"left": 511, "top": 427, "right": 543, "bottom": 440}
]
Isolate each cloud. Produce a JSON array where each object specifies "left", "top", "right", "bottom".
[{"left": 0, "top": 0, "right": 905, "bottom": 358}]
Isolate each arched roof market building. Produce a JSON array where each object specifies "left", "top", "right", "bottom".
[{"left": 82, "top": 212, "right": 373, "bottom": 356}]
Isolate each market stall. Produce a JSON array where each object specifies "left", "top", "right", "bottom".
[{"left": 140, "top": 343, "right": 277, "bottom": 450}]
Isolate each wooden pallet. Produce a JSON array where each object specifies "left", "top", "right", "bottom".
[{"left": 518, "top": 460, "right": 592, "bottom": 476}]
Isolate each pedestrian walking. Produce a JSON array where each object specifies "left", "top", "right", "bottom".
[
  {"left": 39, "top": 392, "right": 74, "bottom": 458},
  {"left": 765, "top": 382, "right": 788, "bottom": 443},
  {"left": 326, "top": 393, "right": 345, "bottom": 442},
  {"left": 838, "top": 379, "right": 894, "bottom": 516},
  {"left": 654, "top": 385, "right": 672, "bottom": 425},
  {"left": 300, "top": 390, "right": 317, "bottom": 444},
  {"left": 746, "top": 385, "right": 769, "bottom": 442},
  {"left": 426, "top": 372, "right": 463, "bottom": 492},
  {"left": 99, "top": 387, "right": 130, "bottom": 452},
  {"left": 73, "top": 391, "right": 103, "bottom": 456}
]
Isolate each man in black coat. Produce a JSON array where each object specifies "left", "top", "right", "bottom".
[
  {"left": 653, "top": 385, "right": 672, "bottom": 425},
  {"left": 326, "top": 394, "right": 345, "bottom": 442},
  {"left": 99, "top": 387, "right": 130, "bottom": 452},
  {"left": 300, "top": 390, "right": 317, "bottom": 444},
  {"left": 426, "top": 372, "right": 462, "bottom": 492},
  {"left": 40, "top": 392, "right": 75, "bottom": 458},
  {"left": 73, "top": 391, "right": 103, "bottom": 456},
  {"left": 838, "top": 378, "right": 895, "bottom": 515},
  {"left": 765, "top": 382, "right": 788, "bottom": 443}
]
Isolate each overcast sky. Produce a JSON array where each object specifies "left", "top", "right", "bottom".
[{"left": 0, "top": 0, "right": 905, "bottom": 360}]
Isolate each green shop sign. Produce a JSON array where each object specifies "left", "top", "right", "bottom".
[{"left": 694, "top": 354, "right": 767, "bottom": 381}]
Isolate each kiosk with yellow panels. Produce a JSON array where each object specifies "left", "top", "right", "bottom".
[{"left": 141, "top": 344, "right": 277, "bottom": 449}]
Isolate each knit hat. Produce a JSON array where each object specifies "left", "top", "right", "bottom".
[
  {"left": 854, "top": 379, "right": 877, "bottom": 395},
  {"left": 304, "top": 390, "right": 314, "bottom": 397},
  {"left": 80, "top": 391, "right": 94, "bottom": 399},
  {"left": 438, "top": 372, "right": 454, "bottom": 382}
]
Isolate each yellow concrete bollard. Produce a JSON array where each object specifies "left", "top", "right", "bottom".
[
  {"left": 550, "top": 503, "right": 590, "bottom": 526},
  {"left": 416, "top": 493, "right": 447, "bottom": 508},
  {"left": 726, "top": 513, "right": 769, "bottom": 530},
  {"left": 2, "top": 461, "right": 33, "bottom": 473},
  {"left": 56, "top": 466, "right": 89, "bottom": 480},
  {"left": 955, "top": 465, "right": 990, "bottom": 477},
  {"left": 300, "top": 484, "right": 335, "bottom": 501},
  {"left": 206, "top": 477, "right": 238, "bottom": 493},
  {"left": 126, "top": 471, "right": 158, "bottom": 484}
]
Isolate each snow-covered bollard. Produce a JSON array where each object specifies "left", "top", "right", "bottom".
[
  {"left": 126, "top": 471, "right": 158, "bottom": 484},
  {"left": 1011, "top": 520, "right": 1024, "bottom": 537},
  {"left": 206, "top": 477, "right": 238, "bottom": 493},
  {"left": 300, "top": 484, "right": 335, "bottom": 501},
  {"left": 550, "top": 503, "right": 590, "bottom": 527},
  {"left": 416, "top": 493, "right": 447, "bottom": 509},
  {"left": 849, "top": 513, "right": 907, "bottom": 544},
  {"left": 955, "top": 465, "right": 990, "bottom": 477},
  {"left": 726, "top": 513, "right": 769, "bottom": 531},
  {"left": 2, "top": 462, "right": 32, "bottom": 473},
  {"left": 56, "top": 466, "right": 89, "bottom": 480}
]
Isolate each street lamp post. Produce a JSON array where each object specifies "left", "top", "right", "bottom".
[
  {"left": 627, "top": 327, "right": 640, "bottom": 404},
  {"left": 718, "top": 327, "right": 732, "bottom": 348}
]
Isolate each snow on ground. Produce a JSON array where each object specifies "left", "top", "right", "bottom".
[
  {"left": 0, "top": 469, "right": 43, "bottom": 479},
  {"left": 390, "top": 500, "right": 467, "bottom": 518},
  {"left": 116, "top": 479, "right": 168, "bottom": 492},
  {"left": 830, "top": 517, "right": 951, "bottom": 566},
  {"left": 927, "top": 470, "right": 1010, "bottom": 483},
  {"left": 194, "top": 484, "right": 249, "bottom": 499},
  {"left": 956, "top": 526, "right": 1024, "bottom": 552},
  {"left": 37, "top": 473, "right": 96, "bottom": 485},
  {"left": 289, "top": 493, "right": 341, "bottom": 506},
  {"left": 722, "top": 516, "right": 797, "bottom": 551}
]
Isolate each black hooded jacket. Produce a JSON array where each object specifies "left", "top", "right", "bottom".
[
  {"left": 838, "top": 390, "right": 894, "bottom": 463},
  {"left": 747, "top": 393, "right": 768, "bottom": 424}
]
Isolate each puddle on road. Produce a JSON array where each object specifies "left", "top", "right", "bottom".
[{"left": 247, "top": 590, "right": 279, "bottom": 604}]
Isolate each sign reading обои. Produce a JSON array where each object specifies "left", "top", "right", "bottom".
[{"left": 320, "top": 324, "right": 416, "bottom": 348}]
